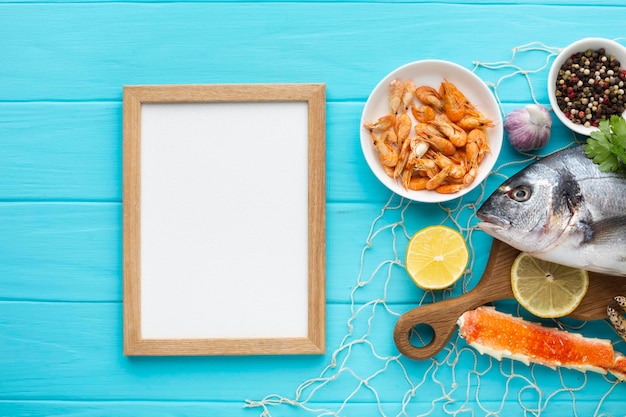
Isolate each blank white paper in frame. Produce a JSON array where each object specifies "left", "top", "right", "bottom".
[
  {"left": 142, "top": 100, "right": 309, "bottom": 338},
  {"left": 123, "top": 84, "right": 326, "bottom": 356}
]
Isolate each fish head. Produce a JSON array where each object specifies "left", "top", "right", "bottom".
[{"left": 477, "top": 163, "right": 573, "bottom": 253}]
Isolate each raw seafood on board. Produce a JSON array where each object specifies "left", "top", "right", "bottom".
[{"left": 458, "top": 307, "right": 626, "bottom": 381}]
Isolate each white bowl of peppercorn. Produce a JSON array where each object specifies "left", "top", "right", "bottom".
[{"left": 548, "top": 37, "right": 626, "bottom": 136}]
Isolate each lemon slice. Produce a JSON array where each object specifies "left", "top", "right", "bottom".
[
  {"left": 405, "top": 226, "right": 469, "bottom": 290},
  {"left": 511, "top": 253, "right": 589, "bottom": 318}
]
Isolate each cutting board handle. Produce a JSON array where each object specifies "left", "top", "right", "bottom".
[{"left": 393, "top": 239, "right": 519, "bottom": 360}]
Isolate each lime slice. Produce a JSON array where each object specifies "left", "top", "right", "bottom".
[
  {"left": 511, "top": 253, "right": 589, "bottom": 318},
  {"left": 405, "top": 226, "right": 469, "bottom": 290}
]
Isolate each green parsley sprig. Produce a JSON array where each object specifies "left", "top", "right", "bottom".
[{"left": 584, "top": 115, "right": 626, "bottom": 172}]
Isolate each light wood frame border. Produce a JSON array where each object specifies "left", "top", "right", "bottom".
[{"left": 122, "top": 83, "right": 326, "bottom": 356}]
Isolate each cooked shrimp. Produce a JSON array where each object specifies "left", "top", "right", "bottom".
[
  {"left": 411, "top": 140, "right": 430, "bottom": 160},
  {"left": 407, "top": 176, "right": 429, "bottom": 191},
  {"left": 395, "top": 113, "right": 412, "bottom": 145},
  {"left": 465, "top": 141, "right": 480, "bottom": 169},
  {"left": 395, "top": 137, "right": 427, "bottom": 180},
  {"left": 415, "top": 123, "right": 456, "bottom": 156},
  {"left": 393, "top": 137, "right": 412, "bottom": 179},
  {"left": 400, "top": 160, "right": 418, "bottom": 189},
  {"left": 456, "top": 115, "right": 495, "bottom": 131},
  {"left": 426, "top": 166, "right": 451, "bottom": 190},
  {"left": 364, "top": 114, "right": 396, "bottom": 131},
  {"left": 462, "top": 166, "right": 478, "bottom": 186},
  {"left": 389, "top": 79, "right": 405, "bottom": 114},
  {"left": 418, "top": 134, "right": 456, "bottom": 156},
  {"left": 440, "top": 78, "right": 467, "bottom": 122},
  {"left": 371, "top": 131, "right": 398, "bottom": 167},
  {"left": 401, "top": 169, "right": 411, "bottom": 189},
  {"left": 467, "top": 128, "right": 490, "bottom": 164},
  {"left": 436, "top": 183, "right": 466, "bottom": 194},
  {"left": 414, "top": 122, "right": 442, "bottom": 138},
  {"left": 430, "top": 151, "right": 466, "bottom": 179},
  {"left": 429, "top": 119, "right": 468, "bottom": 147},
  {"left": 411, "top": 105, "right": 436, "bottom": 123},
  {"left": 459, "top": 143, "right": 480, "bottom": 186},
  {"left": 412, "top": 158, "right": 438, "bottom": 178},
  {"left": 415, "top": 85, "right": 443, "bottom": 110},
  {"left": 401, "top": 80, "right": 417, "bottom": 111}
]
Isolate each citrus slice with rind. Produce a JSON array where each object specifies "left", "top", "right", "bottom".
[
  {"left": 511, "top": 253, "right": 589, "bottom": 318},
  {"left": 405, "top": 226, "right": 469, "bottom": 290}
]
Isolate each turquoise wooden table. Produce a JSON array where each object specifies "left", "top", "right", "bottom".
[{"left": 2, "top": 1, "right": 626, "bottom": 416}]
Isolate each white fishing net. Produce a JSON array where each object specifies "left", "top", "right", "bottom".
[{"left": 246, "top": 41, "right": 626, "bottom": 417}]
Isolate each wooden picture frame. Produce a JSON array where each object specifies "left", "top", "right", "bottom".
[{"left": 122, "top": 84, "right": 326, "bottom": 356}]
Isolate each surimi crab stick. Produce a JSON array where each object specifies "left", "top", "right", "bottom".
[{"left": 457, "top": 307, "right": 626, "bottom": 381}]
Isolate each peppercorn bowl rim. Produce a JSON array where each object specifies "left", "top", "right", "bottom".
[
  {"left": 548, "top": 37, "right": 626, "bottom": 136},
  {"left": 360, "top": 59, "right": 503, "bottom": 203}
]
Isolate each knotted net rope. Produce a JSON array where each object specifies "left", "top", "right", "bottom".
[{"left": 246, "top": 41, "right": 626, "bottom": 417}]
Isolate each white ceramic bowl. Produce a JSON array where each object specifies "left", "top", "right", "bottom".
[
  {"left": 360, "top": 60, "right": 503, "bottom": 203},
  {"left": 548, "top": 37, "right": 626, "bottom": 136}
]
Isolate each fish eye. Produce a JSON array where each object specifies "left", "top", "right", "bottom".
[{"left": 509, "top": 186, "right": 531, "bottom": 202}]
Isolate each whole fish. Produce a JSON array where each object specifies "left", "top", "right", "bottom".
[{"left": 477, "top": 145, "right": 626, "bottom": 276}]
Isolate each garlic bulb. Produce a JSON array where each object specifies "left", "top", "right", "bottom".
[{"left": 504, "top": 104, "right": 552, "bottom": 151}]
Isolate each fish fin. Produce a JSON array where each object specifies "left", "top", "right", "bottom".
[{"left": 583, "top": 216, "right": 626, "bottom": 245}]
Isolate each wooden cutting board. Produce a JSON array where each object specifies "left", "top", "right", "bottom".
[{"left": 393, "top": 239, "right": 626, "bottom": 361}]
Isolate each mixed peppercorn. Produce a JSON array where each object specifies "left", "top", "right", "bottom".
[{"left": 555, "top": 48, "right": 626, "bottom": 128}]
